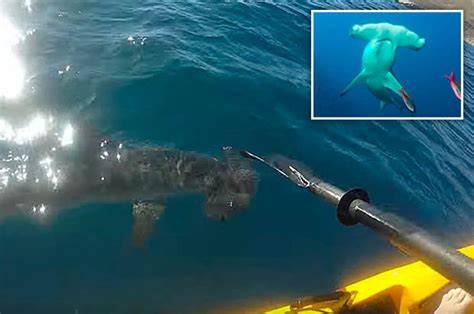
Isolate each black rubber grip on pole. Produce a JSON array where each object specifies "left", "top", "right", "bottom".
[{"left": 337, "top": 188, "right": 369, "bottom": 226}]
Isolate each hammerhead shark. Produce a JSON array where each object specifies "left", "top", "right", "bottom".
[
  {"left": 340, "top": 23, "right": 426, "bottom": 112},
  {"left": 0, "top": 115, "right": 256, "bottom": 246}
]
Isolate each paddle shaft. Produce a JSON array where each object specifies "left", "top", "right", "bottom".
[{"left": 306, "top": 179, "right": 474, "bottom": 295}]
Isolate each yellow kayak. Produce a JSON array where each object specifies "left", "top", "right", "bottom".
[{"left": 265, "top": 245, "right": 474, "bottom": 314}]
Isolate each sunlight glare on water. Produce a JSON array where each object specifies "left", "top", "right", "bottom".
[
  {"left": 0, "top": 115, "right": 47, "bottom": 144},
  {"left": 24, "top": 0, "right": 32, "bottom": 13},
  {"left": 0, "top": 15, "right": 25, "bottom": 99},
  {"left": 60, "top": 124, "right": 74, "bottom": 147}
]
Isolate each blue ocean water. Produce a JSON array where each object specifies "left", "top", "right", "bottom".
[
  {"left": 0, "top": 1, "right": 472, "bottom": 314},
  {"left": 313, "top": 11, "right": 462, "bottom": 118}
]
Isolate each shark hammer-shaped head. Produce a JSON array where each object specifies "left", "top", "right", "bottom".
[{"left": 350, "top": 23, "right": 426, "bottom": 50}]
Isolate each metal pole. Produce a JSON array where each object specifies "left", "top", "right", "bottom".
[
  {"left": 239, "top": 151, "right": 474, "bottom": 295},
  {"left": 351, "top": 200, "right": 474, "bottom": 294},
  {"left": 306, "top": 178, "right": 474, "bottom": 295}
]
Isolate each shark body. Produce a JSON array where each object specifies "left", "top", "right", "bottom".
[
  {"left": 340, "top": 23, "right": 426, "bottom": 112},
  {"left": 0, "top": 120, "right": 256, "bottom": 245}
]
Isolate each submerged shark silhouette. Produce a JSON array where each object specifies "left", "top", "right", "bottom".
[
  {"left": 340, "top": 23, "right": 426, "bottom": 112},
  {"left": 0, "top": 116, "right": 256, "bottom": 246}
]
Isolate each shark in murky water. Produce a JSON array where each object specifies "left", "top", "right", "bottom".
[{"left": 0, "top": 115, "right": 256, "bottom": 246}]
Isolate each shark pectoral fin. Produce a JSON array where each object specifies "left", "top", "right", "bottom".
[
  {"left": 131, "top": 200, "right": 166, "bottom": 247},
  {"left": 204, "top": 201, "right": 227, "bottom": 222},
  {"left": 340, "top": 70, "right": 366, "bottom": 96},
  {"left": 383, "top": 72, "right": 403, "bottom": 96},
  {"left": 380, "top": 101, "right": 387, "bottom": 110}
]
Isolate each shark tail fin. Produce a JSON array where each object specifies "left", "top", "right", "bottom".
[
  {"left": 340, "top": 70, "right": 366, "bottom": 96},
  {"left": 204, "top": 147, "right": 257, "bottom": 221},
  {"left": 444, "top": 72, "right": 454, "bottom": 82}
]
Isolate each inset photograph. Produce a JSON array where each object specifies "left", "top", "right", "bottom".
[{"left": 311, "top": 10, "right": 463, "bottom": 120}]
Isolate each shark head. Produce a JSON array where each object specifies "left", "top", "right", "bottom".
[
  {"left": 203, "top": 147, "right": 257, "bottom": 221},
  {"left": 350, "top": 24, "right": 374, "bottom": 40},
  {"left": 350, "top": 23, "right": 426, "bottom": 50}
]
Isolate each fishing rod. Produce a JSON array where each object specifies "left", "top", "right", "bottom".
[{"left": 241, "top": 150, "right": 474, "bottom": 295}]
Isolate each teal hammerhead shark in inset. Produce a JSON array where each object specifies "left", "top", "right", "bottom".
[{"left": 340, "top": 23, "right": 426, "bottom": 112}]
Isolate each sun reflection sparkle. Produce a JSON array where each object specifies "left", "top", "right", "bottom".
[
  {"left": 60, "top": 124, "right": 74, "bottom": 146},
  {"left": 24, "top": 0, "right": 32, "bottom": 12},
  {"left": 0, "top": 116, "right": 48, "bottom": 144},
  {"left": 0, "top": 16, "right": 25, "bottom": 99}
]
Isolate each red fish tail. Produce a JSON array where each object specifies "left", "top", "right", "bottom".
[
  {"left": 399, "top": 87, "right": 411, "bottom": 100},
  {"left": 444, "top": 72, "right": 454, "bottom": 82}
]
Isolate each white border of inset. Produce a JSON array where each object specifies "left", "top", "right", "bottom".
[{"left": 310, "top": 10, "right": 464, "bottom": 120}]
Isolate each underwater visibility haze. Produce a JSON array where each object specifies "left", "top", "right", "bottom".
[{"left": 0, "top": 1, "right": 473, "bottom": 313}]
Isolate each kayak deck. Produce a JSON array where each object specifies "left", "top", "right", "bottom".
[{"left": 265, "top": 245, "right": 474, "bottom": 314}]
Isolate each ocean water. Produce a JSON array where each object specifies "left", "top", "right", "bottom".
[
  {"left": 0, "top": 1, "right": 472, "bottom": 314},
  {"left": 313, "top": 11, "right": 462, "bottom": 118}
]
